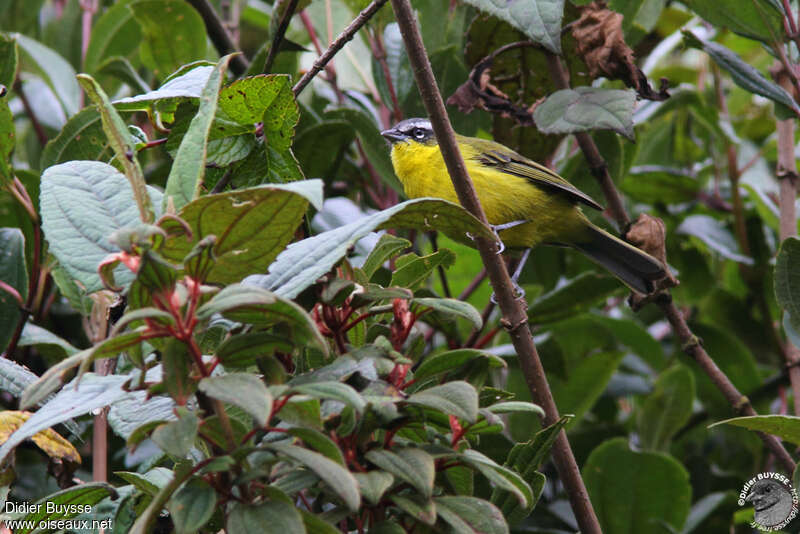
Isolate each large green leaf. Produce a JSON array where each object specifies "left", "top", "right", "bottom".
[
  {"left": 227, "top": 501, "right": 305, "bottom": 534},
  {"left": 534, "top": 88, "right": 636, "bottom": 140},
  {"left": 0, "top": 33, "right": 18, "bottom": 88},
  {"left": 248, "top": 198, "right": 494, "bottom": 299},
  {"left": 461, "top": 0, "right": 564, "bottom": 54},
  {"left": 677, "top": 215, "right": 753, "bottom": 265},
  {"left": 40, "top": 161, "right": 162, "bottom": 293},
  {"left": 435, "top": 496, "right": 508, "bottom": 534},
  {"left": 638, "top": 365, "right": 695, "bottom": 451},
  {"left": 12, "top": 32, "right": 80, "bottom": 116},
  {"left": 40, "top": 109, "right": 112, "bottom": 169},
  {"left": 268, "top": 442, "right": 360, "bottom": 511},
  {"left": 528, "top": 273, "right": 622, "bottom": 324},
  {"left": 84, "top": 0, "right": 141, "bottom": 74},
  {"left": 15, "top": 483, "right": 117, "bottom": 534},
  {"left": 114, "top": 65, "right": 212, "bottom": 110},
  {"left": 198, "top": 373, "right": 273, "bottom": 426},
  {"left": 168, "top": 478, "right": 216, "bottom": 534},
  {"left": 710, "top": 415, "right": 800, "bottom": 445},
  {"left": 684, "top": 31, "right": 799, "bottom": 117},
  {"left": 406, "top": 381, "right": 479, "bottom": 423},
  {"left": 129, "top": 0, "right": 207, "bottom": 79},
  {"left": 583, "top": 438, "right": 691, "bottom": 534},
  {"left": 682, "top": 0, "right": 782, "bottom": 43},
  {"left": 550, "top": 351, "right": 625, "bottom": 422},
  {"left": 163, "top": 55, "right": 233, "bottom": 211},
  {"left": 0, "top": 228, "right": 26, "bottom": 352},
  {"left": 160, "top": 180, "right": 322, "bottom": 284},
  {"left": 365, "top": 447, "right": 435, "bottom": 498}
]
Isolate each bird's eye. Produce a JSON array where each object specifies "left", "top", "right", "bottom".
[
  {"left": 765, "top": 486, "right": 772, "bottom": 492},
  {"left": 412, "top": 127, "right": 426, "bottom": 140}
]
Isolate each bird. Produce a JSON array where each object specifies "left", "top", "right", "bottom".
[
  {"left": 380, "top": 118, "right": 665, "bottom": 294},
  {"left": 746, "top": 479, "right": 794, "bottom": 528}
]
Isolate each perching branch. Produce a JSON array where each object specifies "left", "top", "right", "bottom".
[
  {"left": 187, "top": 0, "right": 249, "bottom": 76},
  {"left": 773, "top": 63, "right": 800, "bottom": 417},
  {"left": 546, "top": 52, "right": 796, "bottom": 473},
  {"left": 293, "top": 0, "right": 389, "bottom": 97},
  {"left": 389, "top": 2, "right": 603, "bottom": 532}
]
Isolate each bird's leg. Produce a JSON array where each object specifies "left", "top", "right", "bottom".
[
  {"left": 489, "top": 219, "right": 529, "bottom": 255},
  {"left": 490, "top": 248, "right": 531, "bottom": 304}
]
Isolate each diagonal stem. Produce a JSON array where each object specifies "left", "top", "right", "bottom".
[
  {"left": 187, "top": 0, "right": 249, "bottom": 76},
  {"left": 264, "top": 0, "right": 301, "bottom": 74},
  {"left": 545, "top": 51, "right": 796, "bottom": 473},
  {"left": 389, "top": 1, "right": 603, "bottom": 531}
]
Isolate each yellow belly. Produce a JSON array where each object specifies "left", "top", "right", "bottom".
[{"left": 389, "top": 141, "right": 588, "bottom": 248}]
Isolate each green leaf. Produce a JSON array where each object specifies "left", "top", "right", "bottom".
[
  {"left": 710, "top": 415, "right": 800, "bottom": 445},
  {"left": 129, "top": 0, "right": 207, "bottom": 79},
  {"left": 390, "top": 494, "right": 437, "bottom": 525},
  {"left": 681, "top": 0, "right": 782, "bottom": 43},
  {"left": 160, "top": 180, "right": 322, "bottom": 284},
  {"left": 290, "top": 382, "right": 366, "bottom": 414},
  {"left": 18, "top": 350, "right": 89, "bottom": 410},
  {"left": 407, "top": 381, "right": 479, "bottom": 423},
  {"left": 163, "top": 55, "right": 233, "bottom": 211},
  {"left": 97, "top": 55, "right": 150, "bottom": 93},
  {"left": 583, "top": 438, "right": 691, "bottom": 534},
  {"left": 0, "top": 101, "right": 13, "bottom": 184},
  {"left": 676, "top": 215, "right": 753, "bottom": 264},
  {"left": 1, "top": 373, "right": 128, "bottom": 462},
  {"left": 776, "top": 238, "right": 800, "bottom": 334},
  {"left": 362, "top": 234, "right": 411, "bottom": 278},
  {"left": 227, "top": 501, "right": 305, "bottom": 534},
  {"left": 435, "top": 496, "right": 508, "bottom": 534},
  {"left": 414, "top": 349, "right": 505, "bottom": 380},
  {"left": 391, "top": 249, "right": 456, "bottom": 289},
  {"left": 620, "top": 168, "right": 701, "bottom": 204},
  {"left": 15, "top": 483, "right": 117, "bottom": 534},
  {"left": 638, "top": 365, "right": 695, "bottom": 451},
  {"left": 683, "top": 31, "right": 799, "bottom": 116},
  {"left": 77, "top": 73, "right": 154, "bottom": 222},
  {"left": 0, "top": 228, "right": 27, "bottom": 352},
  {"left": 460, "top": 449, "right": 533, "bottom": 508},
  {"left": 168, "top": 477, "right": 216, "bottom": 534},
  {"left": 325, "top": 107, "right": 402, "bottom": 192},
  {"left": 288, "top": 428, "right": 345, "bottom": 465},
  {"left": 485, "top": 401, "right": 545, "bottom": 418},
  {"left": 413, "top": 298, "right": 483, "bottom": 330},
  {"left": 0, "top": 34, "right": 18, "bottom": 87},
  {"left": 299, "top": 509, "right": 340, "bottom": 534},
  {"left": 151, "top": 408, "right": 199, "bottom": 457},
  {"left": 461, "top": 0, "right": 564, "bottom": 53},
  {"left": 354, "top": 471, "right": 394, "bottom": 505},
  {"left": 12, "top": 32, "right": 80, "bottom": 116},
  {"left": 196, "top": 284, "right": 327, "bottom": 355},
  {"left": 250, "top": 198, "right": 494, "bottom": 299},
  {"left": 40, "top": 161, "right": 162, "bottom": 293},
  {"left": 215, "top": 332, "right": 293, "bottom": 368},
  {"left": 528, "top": 272, "right": 622, "bottom": 324},
  {"left": 365, "top": 447, "right": 435, "bottom": 498},
  {"left": 550, "top": 351, "right": 625, "bottom": 423},
  {"left": 199, "top": 373, "right": 273, "bottom": 426},
  {"left": 491, "top": 417, "right": 568, "bottom": 524},
  {"left": 40, "top": 108, "right": 112, "bottom": 169},
  {"left": 372, "top": 23, "right": 413, "bottom": 105},
  {"left": 0, "top": 357, "right": 39, "bottom": 398},
  {"left": 114, "top": 65, "right": 212, "bottom": 110},
  {"left": 534, "top": 88, "right": 636, "bottom": 140},
  {"left": 84, "top": 0, "right": 141, "bottom": 75},
  {"left": 161, "top": 337, "right": 195, "bottom": 405},
  {"left": 268, "top": 442, "right": 361, "bottom": 511}
]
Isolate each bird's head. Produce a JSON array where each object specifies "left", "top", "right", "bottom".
[
  {"left": 746, "top": 480, "right": 786, "bottom": 511},
  {"left": 381, "top": 118, "right": 436, "bottom": 146}
]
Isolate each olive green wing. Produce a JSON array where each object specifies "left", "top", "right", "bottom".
[{"left": 461, "top": 136, "right": 603, "bottom": 211}]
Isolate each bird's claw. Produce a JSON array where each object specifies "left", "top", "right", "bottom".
[
  {"left": 489, "top": 220, "right": 529, "bottom": 255},
  {"left": 490, "top": 282, "right": 526, "bottom": 304}
]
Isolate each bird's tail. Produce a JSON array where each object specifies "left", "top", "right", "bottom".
[{"left": 572, "top": 224, "right": 665, "bottom": 294}]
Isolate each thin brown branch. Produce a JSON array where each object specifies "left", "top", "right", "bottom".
[
  {"left": 264, "top": 0, "right": 301, "bottom": 74},
  {"left": 774, "top": 64, "right": 800, "bottom": 416},
  {"left": 293, "top": 0, "right": 389, "bottom": 97},
  {"left": 389, "top": 1, "right": 603, "bottom": 532},
  {"left": 458, "top": 268, "right": 488, "bottom": 301},
  {"left": 187, "top": 0, "right": 249, "bottom": 76},
  {"left": 546, "top": 52, "right": 796, "bottom": 472}
]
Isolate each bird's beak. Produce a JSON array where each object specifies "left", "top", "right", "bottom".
[{"left": 381, "top": 128, "right": 405, "bottom": 142}]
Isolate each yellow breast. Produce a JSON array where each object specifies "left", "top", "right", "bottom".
[{"left": 389, "top": 140, "right": 587, "bottom": 248}]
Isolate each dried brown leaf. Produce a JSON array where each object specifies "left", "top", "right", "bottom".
[{"left": 571, "top": 1, "right": 669, "bottom": 101}]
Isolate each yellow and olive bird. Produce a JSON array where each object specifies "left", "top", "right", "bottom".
[{"left": 381, "top": 118, "right": 665, "bottom": 294}]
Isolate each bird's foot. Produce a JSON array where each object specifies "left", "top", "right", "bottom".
[
  {"left": 488, "top": 220, "right": 529, "bottom": 255},
  {"left": 490, "top": 282, "right": 526, "bottom": 304}
]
